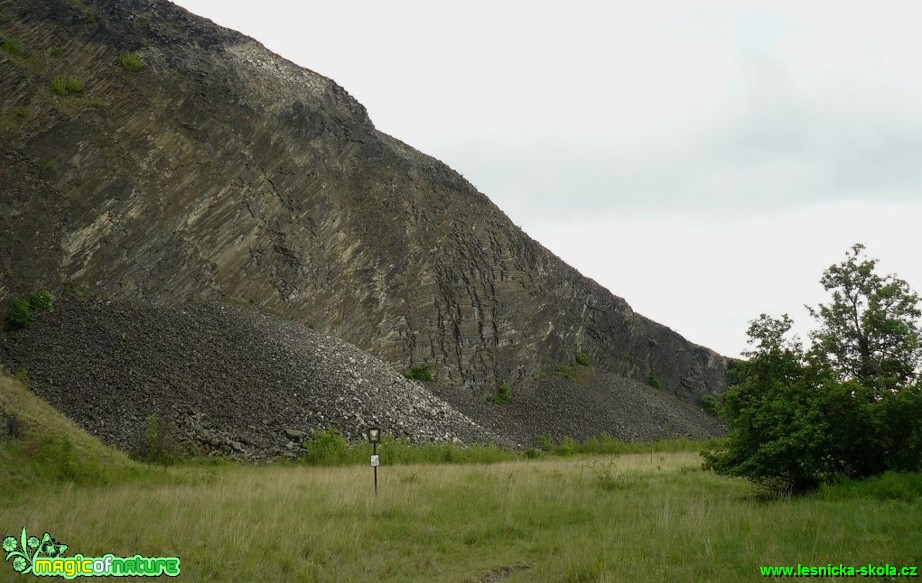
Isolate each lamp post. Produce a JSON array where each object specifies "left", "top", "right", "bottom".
[{"left": 366, "top": 427, "right": 381, "bottom": 494}]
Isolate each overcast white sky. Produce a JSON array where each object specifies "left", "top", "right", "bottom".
[{"left": 172, "top": 0, "right": 922, "bottom": 357}]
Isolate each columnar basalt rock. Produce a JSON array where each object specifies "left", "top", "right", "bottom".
[{"left": 0, "top": 0, "right": 727, "bottom": 407}]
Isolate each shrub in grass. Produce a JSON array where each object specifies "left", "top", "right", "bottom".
[
  {"left": 575, "top": 352, "right": 590, "bottom": 366},
  {"left": 0, "top": 408, "right": 19, "bottom": 439},
  {"left": 302, "top": 427, "right": 353, "bottom": 465},
  {"left": 52, "top": 436, "right": 78, "bottom": 480},
  {"left": 119, "top": 51, "right": 143, "bottom": 70},
  {"left": 50, "top": 76, "right": 85, "bottom": 96},
  {"left": 558, "top": 436, "right": 578, "bottom": 456},
  {"left": 139, "top": 415, "right": 177, "bottom": 466},
  {"left": 587, "top": 460, "right": 629, "bottom": 491},
  {"left": 647, "top": 373, "right": 662, "bottom": 389}
]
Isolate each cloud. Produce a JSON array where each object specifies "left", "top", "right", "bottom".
[{"left": 528, "top": 200, "right": 922, "bottom": 357}]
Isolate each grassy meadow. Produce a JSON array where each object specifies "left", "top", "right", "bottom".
[{"left": 1, "top": 374, "right": 921, "bottom": 581}]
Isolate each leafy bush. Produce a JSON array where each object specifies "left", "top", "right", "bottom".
[
  {"left": 28, "top": 291, "right": 54, "bottom": 312},
  {"left": 647, "top": 373, "right": 661, "bottom": 389},
  {"left": 118, "top": 51, "right": 143, "bottom": 70},
  {"left": 700, "top": 395, "right": 719, "bottom": 416},
  {"left": 50, "top": 76, "right": 84, "bottom": 96},
  {"left": 139, "top": 415, "right": 177, "bottom": 466},
  {"left": 704, "top": 245, "right": 922, "bottom": 495},
  {"left": 403, "top": 365, "right": 433, "bottom": 382},
  {"left": 558, "top": 437, "right": 578, "bottom": 456},
  {"left": 575, "top": 352, "right": 590, "bottom": 367},
  {"left": 489, "top": 383, "right": 512, "bottom": 404},
  {"left": 6, "top": 291, "right": 54, "bottom": 330},
  {"left": 302, "top": 427, "right": 352, "bottom": 465},
  {"left": 7, "top": 300, "right": 34, "bottom": 330}
]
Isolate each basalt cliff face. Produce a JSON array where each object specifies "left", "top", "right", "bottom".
[{"left": 0, "top": 0, "right": 727, "bottom": 402}]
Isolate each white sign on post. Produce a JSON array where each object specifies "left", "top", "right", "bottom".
[{"left": 370, "top": 454, "right": 380, "bottom": 467}]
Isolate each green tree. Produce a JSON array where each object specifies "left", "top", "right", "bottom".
[
  {"left": 807, "top": 243, "right": 920, "bottom": 394},
  {"left": 703, "top": 315, "right": 840, "bottom": 494},
  {"left": 705, "top": 245, "right": 922, "bottom": 494}
]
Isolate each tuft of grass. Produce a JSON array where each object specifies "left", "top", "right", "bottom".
[
  {"left": 49, "top": 47, "right": 63, "bottom": 57},
  {"left": 554, "top": 353, "right": 595, "bottom": 383},
  {"left": 118, "top": 51, "right": 143, "bottom": 71},
  {"left": 820, "top": 471, "right": 922, "bottom": 503},
  {"left": 50, "top": 76, "right": 85, "bottom": 96},
  {"left": 489, "top": 383, "right": 512, "bottom": 404},
  {"left": 1, "top": 38, "right": 21, "bottom": 56}
]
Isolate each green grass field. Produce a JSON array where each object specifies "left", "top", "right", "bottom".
[{"left": 1, "top": 374, "right": 920, "bottom": 581}]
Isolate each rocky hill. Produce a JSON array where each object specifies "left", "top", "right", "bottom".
[
  {"left": 0, "top": 299, "right": 505, "bottom": 460},
  {"left": 1, "top": 0, "right": 726, "bottom": 436},
  {"left": 0, "top": 299, "right": 722, "bottom": 459}
]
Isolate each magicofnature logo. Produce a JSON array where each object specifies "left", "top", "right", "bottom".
[{"left": 3, "top": 527, "right": 180, "bottom": 578}]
